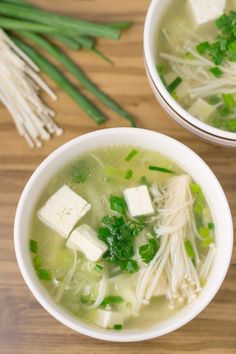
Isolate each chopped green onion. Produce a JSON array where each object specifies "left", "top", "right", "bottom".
[
  {"left": 125, "top": 149, "right": 138, "bottom": 161},
  {"left": 201, "top": 237, "right": 214, "bottom": 248},
  {"left": 100, "top": 296, "right": 124, "bottom": 308},
  {"left": 194, "top": 203, "right": 203, "bottom": 215},
  {"left": 37, "top": 269, "right": 51, "bottom": 280},
  {"left": 168, "top": 77, "right": 182, "bottom": 93},
  {"left": 148, "top": 165, "right": 175, "bottom": 174},
  {"left": 113, "top": 324, "right": 123, "bottom": 330},
  {"left": 95, "top": 263, "right": 103, "bottom": 271},
  {"left": 199, "top": 227, "right": 210, "bottom": 239},
  {"left": 29, "top": 239, "right": 37, "bottom": 253},
  {"left": 190, "top": 183, "right": 202, "bottom": 194},
  {"left": 80, "top": 294, "right": 94, "bottom": 305},
  {"left": 223, "top": 119, "right": 236, "bottom": 132},
  {"left": 184, "top": 240, "right": 195, "bottom": 259},
  {"left": 208, "top": 222, "right": 215, "bottom": 230},
  {"left": 222, "top": 93, "right": 236, "bottom": 109},
  {"left": 139, "top": 176, "right": 149, "bottom": 186},
  {"left": 209, "top": 67, "right": 223, "bottom": 77},
  {"left": 219, "top": 105, "right": 230, "bottom": 117},
  {"left": 33, "top": 255, "right": 42, "bottom": 269},
  {"left": 124, "top": 169, "right": 133, "bottom": 180}
]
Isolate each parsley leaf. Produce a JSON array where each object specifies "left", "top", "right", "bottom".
[
  {"left": 109, "top": 195, "right": 127, "bottom": 215},
  {"left": 139, "top": 238, "right": 159, "bottom": 263}
]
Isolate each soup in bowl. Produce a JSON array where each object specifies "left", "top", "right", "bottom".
[
  {"left": 144, "top": 0, "right": 236, "bottom": 146},
  {"left": 14, "top": 128, "right": 233, "bottom": 342}
]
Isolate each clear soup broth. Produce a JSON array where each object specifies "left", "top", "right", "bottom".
[{"left": 29, "top": 146, "right": 215, "bottom": 331}]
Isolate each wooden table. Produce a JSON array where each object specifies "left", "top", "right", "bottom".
[{"left": 0, "top": 1, "right": 235, "bottom": 353}]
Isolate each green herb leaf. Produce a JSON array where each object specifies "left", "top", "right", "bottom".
[
  {"left": 139, "top": 238, "right": 159, "bottom": 264},
  {"left": 125, "top": 149, "right": 138, "bottom": 161},
  {"left": 196, "top": 41, "right": 210, "bottom": 55},
  {"left": 209, "top": 67, "right": 223, "bottom": 77},
  {"left": 120, "top": 259, "right": 139, "bottom": 273},
  {"left": 29, "top": 239, "right": 38, "bottom": 253},
  {"left": 184, "top": 240, "right": 195, "bottom": 259},
  {"left": 71, "top": 160, "right": 90, "bottom": 183},
  {"left": 149, "top": 165, "right": 175, "bottom": 174},
  {"left": 37, "top": 269, "right": 51, "bottom": 280},
  {"left": 109, "top": 195, "right": 127, "bottom": 215},
  {"left": 113, "top": 324, "right": 123, "bottom": 330},
  {"left": 124, "top": 169, "right": 133, "bottom": 180},
  {"left": 100, "top": 295, "right": 124, "bottom": 308}
]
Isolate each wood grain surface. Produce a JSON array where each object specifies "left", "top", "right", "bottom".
[{"left": 0, "top": 0, "right": 235, "bottom": 353}]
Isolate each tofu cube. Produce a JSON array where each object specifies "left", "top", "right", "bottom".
[
  {"left": 154, "top": 273, "right": 167, "bottom": 297},
  {"left": 66, "top": 224, "right": 107, "bottom": 261},
  {"left": 38, "top": 185, "right": 91, "bottom": 238},
  {"left": 123, "top": 185, "right": 154, "bottom": 217},
  {"left": 188, "top": 0, "right": 226, "bottom": 26},
  {"left": 188, "top": 98, "right": 216, "bottom": 122},
  {"left": 95, "top": 309, "right": 126, "bottom": 329}
]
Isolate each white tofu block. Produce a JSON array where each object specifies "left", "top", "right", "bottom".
[
  {"left": 154, "top": 273, "right": 168, "bottom": 297},
  {"left": 188, "top": 98, "right": 216, "bottom": 122},
  {"left": 66, "top": 224, "right": 107, "bottom": 261},
  {"left": 38, "top": 185, "right": 91, "bottom": 238},
  {"left": 95, "top": 309, "right": 126, "bottom": 329},
  {"left": 188, "top": 0, "right": 226, "bottom": 26},
  {"left": 123, "top": 185, "right": 154, "bottom": 217}
]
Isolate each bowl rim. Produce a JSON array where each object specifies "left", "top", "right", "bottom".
[
  {"left": 14, "top": 128, "right": 234, "bottom": 342},
  {"left": 143, "top": 0, "right": 236, "bottom": 142}
]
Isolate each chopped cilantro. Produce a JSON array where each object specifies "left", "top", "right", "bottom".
[{"left": 139, "top": 238, "right": 159, "bottom": 263}]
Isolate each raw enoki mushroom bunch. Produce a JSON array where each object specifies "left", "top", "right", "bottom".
[{"left": 0, "top": 29, "right": 62, "bottom": 147}]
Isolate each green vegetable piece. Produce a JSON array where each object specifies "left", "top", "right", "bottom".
[
  {"left": 199, "top": 227, "right": 210, "bottom": 239},
  {"left": 227, "top": 41, "right": 236, "bottom": 61},
  {"left": 124, "top": 169, "right": 133, "bottom": 180},
  {"left": 168, "top": 77, "right": 182, "bottom": 94},
  {"left": 113, "top": 324, "right": 123, "bottom": 330},
  {"left": 109, "top": 195, "right": 127, "bottom": 215},
  {"left": 184, "top": 240, "right": 195, "bottom": 259},
  {"left": 196, "top": 41, "right": 210, "bottom": 55},
  {"left": 194, "top": 203, "right": 203, "bottom": 215},
  {"left": 149, "top": 165, "right": 175, "bottom": 174},
  {"left": 208, "top": 222, "right": 215, "bottom": 230},
  {"left": 219, "top": 105, "right": 230, "bottom": 117},
  {"left": 208, "top": 96, "right": 221, "bottom": 105},
  {"left": 71, "top": 160, "right": 90, "bottom": 183},
  {"left": 80, "top": 294, "right": 94, "bottom": 305},
  {"left": 222, "top": 93, "right": 236, "bottom": 109},
  {"left": 33, "top": 255, "right": 42, "bottom": 269},
  {"left": 29, "top": 239, "right": 37, "bottom": 253},
  {"left": 139, "top": 238, "right": 159, "bottom": 264},
  {"left": 139, "top": 176, "right": 149, "bottom": 185},
  {"left": 95, "top": 263, "right": 103, "bottom": 271},
  {"left": 223, "top": 119, "right": 236, "bottom": 132},
  {"left": 190, "top": 183, "right": 202, "bottom": 194},
  {"left": 120, "top": 259, "right": 139, "bottom": 274},
  {"left": 100, "top": 296, "right": 124, "bottom": 308},
  {"left": 201, "top": 237, "right": 214, "bottom": 248},
  {"left": 209, "top": 67, "right": 223, "bottom": 77},
  {"left": 106, "top": 21, "right": 133, "bottom": 30},
  {"left": 37, "top": 269, "right": 51, "bottom": 280},
  {"left": 125, "top": 149, "right": 138, "bottom": 161}
]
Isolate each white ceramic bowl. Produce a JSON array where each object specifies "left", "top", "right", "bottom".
[
  {"left": 144, "top": 0, "right": 236, "bottom": 147},
  {"left": 14, "top": 128, "right": 233, "bottom": 342}
]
